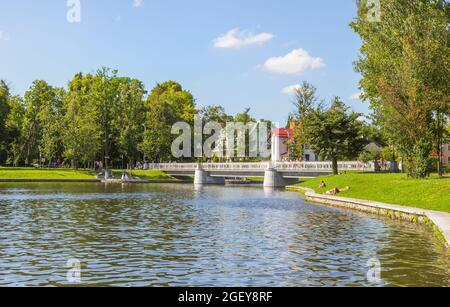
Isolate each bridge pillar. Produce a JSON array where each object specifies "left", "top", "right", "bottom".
[
  {"left": 194, "top": 168, "right": 226, "bottom": 185},
  {"left": 264, "top": 168, "right": 288, "bottom": 188},
  {"left": 263, "top": 168, "right": 298, "bottom": 188}
]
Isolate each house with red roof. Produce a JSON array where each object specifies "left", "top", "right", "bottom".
[{"left": 271, "top": 125, "right": 317, "bottom": 162}]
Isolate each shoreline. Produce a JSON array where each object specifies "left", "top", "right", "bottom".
[{"left": 287, "top": 186, "right": 450, "bottom": 253}]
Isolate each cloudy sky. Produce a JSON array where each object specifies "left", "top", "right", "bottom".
[{"left": 0, "top": 0, "right": 366, "bottom": 124}]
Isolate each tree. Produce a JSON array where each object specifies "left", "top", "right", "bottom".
[
  {"left": 62, "top": 73, "right": 101, "bottom": 168},
  {"left": 0, "top": 81, "right": 11, "bottom": 164},
  {"left": 22, "top": 80, "right": 59, "bottom": 165},
  {"left": 5, "top": 95, "right": 25, "bottom": 166},
  {"left": 140, "top": 81, "right": 196, "bottom": 162},
  {"left": 200, "top": 105, "right": 233, "bottom": 124},
  {"left": 233, "top": 108, "right": 257, "bottom": 161},
  {"left": 350, "top": 0, "right": 450, "bottom": 178},
  {"left": 116, "top": 78, "right": 146, "bottom": 168},
  {"left": 40, "top": 87, "right": 65, "bottom": 166},
  {"left": 90, "top": 68, "right": 122, "bottom": 169},
  {"left": 303, "top": 97, "right": 367, "bottom": 174},
  {"left": 290, "top": 82, "right": 319, "bottom": 160}
]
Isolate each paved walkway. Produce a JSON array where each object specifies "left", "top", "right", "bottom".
[{"left": 288, "top": 186, "right": 450, "bottom": 250}]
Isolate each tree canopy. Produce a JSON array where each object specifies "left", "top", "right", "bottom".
[
  {"left": 0, "top": 70, "right": 267, "bottom": 168},
  {"left": 302, "top": 97, "right": 367, "bottom": 174},
  {"left": 350, "top": 0, "right": 450, "bottom": 177}
]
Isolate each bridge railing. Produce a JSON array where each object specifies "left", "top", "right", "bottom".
[
  {"left": 274, "top": 161, "right": 374, "bottom": 172},
  {"left": 146, "top": 161, "right": 374, "bottom": 172},
  {"left": 146, "top": 163, "right": 199, "bottom": 171}
]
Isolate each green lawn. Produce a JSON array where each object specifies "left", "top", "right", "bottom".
[
  {"left": 113, "top": 169, "right": 174, "bottom": 181},
  {"left": 246, "top": 177, "right": 264, "bottom": 183},
  {"left": 0, "top": 167, "right": 173, "bottom": 181},
  {"left": 0, "top": 167, "right": 96, "bottom": 179},
  {"left": 297, "top": 173, "right": 450, "bottom": 213}
]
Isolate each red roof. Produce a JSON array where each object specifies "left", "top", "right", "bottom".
[{"left": 272, "top": 128, "right": 294, "bottom": 137}]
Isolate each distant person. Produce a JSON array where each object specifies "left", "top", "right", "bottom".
[
  {"left": 326, "top": 188, "right": 340, "bottom": 195},
  {"left": 326, "top": 186, "right": 349, "bottom": 195},
  {"left": 319, "top": 181, "right": 327, "bottom": 189}
]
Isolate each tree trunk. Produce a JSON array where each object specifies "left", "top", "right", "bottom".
[{"left": 332, "top": 157, "right": 338, "bottom": 175}]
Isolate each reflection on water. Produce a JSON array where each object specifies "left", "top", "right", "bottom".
[{"left": 0, "top": 183, "right": 448, "bottom": 287}]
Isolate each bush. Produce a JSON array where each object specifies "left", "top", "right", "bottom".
[{"left": 402, "top": 138, "right": 433, "bottom": 178}]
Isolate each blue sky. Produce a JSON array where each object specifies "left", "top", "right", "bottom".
[{"left": 0, "top": 0, "right": 367, "bottom": 124}]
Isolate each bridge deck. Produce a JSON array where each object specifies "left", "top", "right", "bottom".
[{"left": 147, "top": 162, "right": 374, "bottom": 178}]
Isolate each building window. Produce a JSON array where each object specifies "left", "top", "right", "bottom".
[{"left": 305, "top": 154, "right": 310, "bottom": 162}]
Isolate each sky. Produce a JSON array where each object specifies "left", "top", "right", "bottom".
[{"left": 0, "top": 0, "right": 367, "bottom": 125}]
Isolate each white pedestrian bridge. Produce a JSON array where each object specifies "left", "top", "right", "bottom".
[{"left": 147, "top": 162, "right": 374, "bottom": 188}]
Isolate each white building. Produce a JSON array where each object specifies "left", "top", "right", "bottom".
[{"left": 271, "top": 128, "right": 316, "bottom": 162}]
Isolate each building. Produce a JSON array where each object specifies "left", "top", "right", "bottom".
[
  {"left": 271, "top": 128, "right": 293, "bottom": 162},
  {"left": 271, "top": 126, "right": 317, "bottom": 162}
]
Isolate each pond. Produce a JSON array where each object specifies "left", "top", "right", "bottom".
[{"left": 0, "top": 183, "right": 448, "bottom": 287}]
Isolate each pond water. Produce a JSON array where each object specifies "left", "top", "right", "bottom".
[{"left": 0, "top": 183, "right": 448, "bottom": 287}]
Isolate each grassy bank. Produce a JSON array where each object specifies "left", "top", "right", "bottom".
[
  {"left": 112, "top": 169, "right": 174, "bottom": 181},
  {"left": 0, "top": 167, "right": 96, "bottom": 179},
  {"left": 0, "top": 167, "right": 173, "bottom": 181},
  {"left": 296, "top": 173, "right": 450, "bottom": 213}
]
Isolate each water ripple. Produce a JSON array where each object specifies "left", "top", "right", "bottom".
[{"left": 0, "top": 183, "right": 448, "bottom": 287}]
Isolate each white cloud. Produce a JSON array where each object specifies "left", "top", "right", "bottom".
[
  {"left": 349, "top": 92, "right": 364, "bottom": 100},
  {"left": 133, "top": 0, "right": 144, "bottom": 8},
  {"left": 281, "top": 84, "right": 302, "bottom": 95},
  {"left": 262, "top": 48, "right": 325, "bottom": 75},
  {"left": 213, "top": 28, "right": 274, "bottom": 49}
]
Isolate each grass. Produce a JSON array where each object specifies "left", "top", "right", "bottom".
[
  {"left": 113, "top": 169, "right": 174, "bottom": 181},
  {"left": 0, "top": 167, "right": 96, "bottom": 179},
  {"left": 246, "top": 177, "right": 264, "bottom": 183},
  {"left": 297, "top": 172, "right": 450, "bottom": 213},
  {"left": 0, "top": 167, "right": 174, "bottom": 181}
]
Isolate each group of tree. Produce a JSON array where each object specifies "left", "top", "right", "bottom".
[
  {"left": 0, "top": 69, "right": 266, "bottom": 169},
  {"left": 0, "top": 68, "right": 196, "bottom": 167},
  {"left": 289, "top": 82, "right": 369, "bottom": 175},
  {"left": 351, "top": 0, "right": 449, "bottom": 178},
  {"left": 289, "top": 0, "right": 449, "bottom": 178}
]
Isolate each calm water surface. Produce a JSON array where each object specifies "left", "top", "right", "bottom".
[{"left": 0, "top": 183, "right": 448, "bottom": 287}]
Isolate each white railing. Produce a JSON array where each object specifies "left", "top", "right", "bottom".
[
  {"left": 146, "top": 161, "right": 374, "bottom": 172},
  {"left": 274, "top": 161, "right": 374, "bottom": 172}
]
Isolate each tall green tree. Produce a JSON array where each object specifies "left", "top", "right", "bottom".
[
  {"left": 40, "top": 87, "right": 65, "bottom": 166},
  {"left": 22, "top": 80, "right": 58, "bottom": 165},
  {"left": 5, "top": 95, "right": 25, "bottom": 166},
  {"left": 62, "top": 73, "right": 101, "bottom": 168},
  {"left": 303, "top": 98, "right": 367, "bottom": 175},
  {"left": 350, "top": 0, "right": 450, "bottom": 178},
  {"left": 0, "top": 81, "right": 11, "bottom": 164},
  {"left": 140, "top": 81, "right": 196, "bottom": 162},
  {"left": 90, "top": 68, "right": 122, "bottom": 168},
  {"left": 290, "top": 81, "right": 319, "bottom": 160},
  {"left": 116, "top": 78, "right": 146, "bottom": 167}
]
